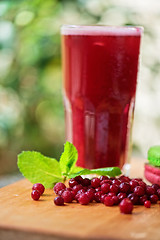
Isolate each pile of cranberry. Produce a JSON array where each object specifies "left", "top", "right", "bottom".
[{"left": 31, "top": 175, "right": 160, "bottom": 214}]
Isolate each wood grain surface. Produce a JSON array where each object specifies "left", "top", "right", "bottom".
[{"left": 0, "top": 158, "right": 160, "bottom": 240}]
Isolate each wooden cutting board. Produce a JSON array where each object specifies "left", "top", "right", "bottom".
[{"left": 0, "top": 158, "right": 160, "bottom": 240}]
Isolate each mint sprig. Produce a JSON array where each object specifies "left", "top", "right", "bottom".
[
  {"left": 17, "top": 141, "right": 122, "bottom": 188},
  {"left": 69, "top": 167, "right": 121, "bottom": 178}
]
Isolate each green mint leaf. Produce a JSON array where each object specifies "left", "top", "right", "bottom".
[
  {"left": 59, "top": 141, "right": 78, "bottom": 176},
  {"left": 17, "top": 151, "right": 63, "bottom": 188},
  {"left": 63, "top": 166, "right": 84, "bottom": 177},
  {"left": 70, "top": 165, "right": 84, "bottom": 173},
  {"left": 67, "top": 165, "right": 84, "bottom": 178},
  {"left": 69, "top": 167, "right": 121, "bottom": 178}
]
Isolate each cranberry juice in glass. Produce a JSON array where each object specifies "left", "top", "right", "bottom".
[{"left": 61, "top": 25, "right": 142, "bottom": 170}]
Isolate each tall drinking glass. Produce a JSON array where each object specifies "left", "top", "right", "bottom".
[{"left": 61, "top": 25, "right": 142, "bottom": 171}]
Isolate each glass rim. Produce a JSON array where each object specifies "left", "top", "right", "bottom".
[{"left": 61, "top": 25, "right": 143, "bottom": 36}]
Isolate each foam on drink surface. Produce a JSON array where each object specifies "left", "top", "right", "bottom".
[{"left": 61, "top": 25, "right": 143, "bottom": 36}]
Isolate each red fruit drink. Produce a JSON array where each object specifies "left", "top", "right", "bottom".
[{"left": 61, "top": 25, "right": 142, "bottom": 169}]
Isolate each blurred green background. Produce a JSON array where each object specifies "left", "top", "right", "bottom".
[{"left": 0, "top": 0, "right": 160, "bottom": 176}]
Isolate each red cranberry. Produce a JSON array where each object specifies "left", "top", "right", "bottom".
[
  {"left": 83, "top": 186, "right": 88, "bottom": 191},
  {"left": 69, "top": 178, "right": 78, "bottom": 188},
  {"left": 86, "top": 189, "right": 95, "bottom": 202},
  {"left": 152, "top": 184, "right": 160, "bottom": 191},
  {"left": 82, "top": 178, "right": 91, "bottom": 187},
  {"left": 112, "top": 179, "right": 121, "bottom": 186},
  {"left": 95, "top": 187, "right": 101, "bottom": 192},
  {"left": 157, "top": 189, "right": 160, "bottom": 199},
  {"left": 54, "top": 196, "right": 64, "bottom": 206},
  {"left": 138, "top": 181, "right": 146, "bottom": 190},
  {"left": 146, "top": 186, "right": 155, "bottom": 196},
  {"left": 100, "top": 176, "right": 109, "bottom": 181},
  {"left": 134, "top": 186, "right": 145, "bottom": 196},
  {"left": 91, "top": 178, "right": 101, "bottom": 188},
  {"left": 57, "top": 189, "right": 65, "bottom": 196},
  {"left": 104, "top": 196, "right": 114, "bottom": 206},
  {"left": 31, "top": 190, "right": 41, "bottom": 201},
  {"left": 127, "top": 193, "right": 139, "bottom": 205},
  {"left": 71, "top": 191, "right": 76, "bottom": 198},
  {"left": 100, "top": 194, "right": 107, "bottom": 203},
  {"left": 101, "top": 183, "right": 110, "bottom": 194},
  {"left": 144, "top": 200, "right": 151, "bottom": 208},
  {"left": 119, "top": 176, "right": 130, "bottom": 183},
  {"left": 61, "top": 190, "right": 74, "bottom": 203},
  {"left": 87, "top": 188, "right": 95, "bottom": 193},
  {"left": 139, "top": 195, "right": 148, "bottom": 205},
  {"left": 109, "top": 184, "right": 119, "bottom": 194},
  {"left": 117, "top": 192, "right": 127, "bottom": 201},
  {"left": 54, "top": 182, "right": 66, "bottom": 194},
  {"left": 119, "top": 198, "right": 133, "bottom": 214},
  {"left": 66, "top": 187, "right": 72, "bottom": 191},
  {"left": 112, "top": 195, "right": 119, "bottom": 205},
  {"left": 72, "top": 184, "right": 83, "bottom": 194},
  {"left": 107, "top": 192, "right": 116, "bottom": 197},
  {"left": 100, "top": 179, "right": 112, "bottom": 185},
  {"left": 74, "top": 175, "right": 83, "bottom": 183},
  {"left": 119, "top": 182, "right": 130, "bottom": 193},
  {"left": 129, "top": 180, "right": 139, "bottom": 192},
  {"left": 32, "top": 183, "right": 45, "bottom": 195},
  {"left": 78, "top": 193, "right": 90, "bottom": 205},
  {"left": 150, "top": 194, "right": 159, "bottom": 204},
  {"left": 87, "top": 185, "right": 93, "bottom": 190},
  {"left": 75, "top": 189, "right": 86, "bottom": 201},
  {"left": 77, "top": 189, "right": 86, "bottom": 194},
  {"left": 94, "top": 191, "right": 102, "bottom": 203}
]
